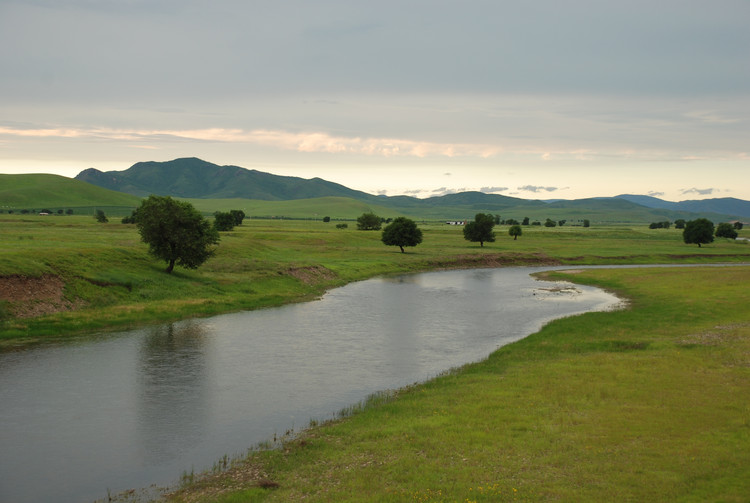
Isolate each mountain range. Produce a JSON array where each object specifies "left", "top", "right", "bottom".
[{"left": 73, "top": 158, "right": 750, "bottom": 221}]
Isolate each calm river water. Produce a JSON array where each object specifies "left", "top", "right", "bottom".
[{"left": 0, "top": 267, "right": 621, "bottom": 503}]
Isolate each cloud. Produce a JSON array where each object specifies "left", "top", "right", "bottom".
[
  {"left": 680, "top": 187, "right": 718, "bottom": 196},
  {"left": 517, "top": 185, "right": 559, "bottom": 193},
  {"left": 430, "top": 187, "right": 470, "bottom": 197},
  {"left": 647, "top": 191, "right": 665, "bottom": 197},
  {"left": 0, "top": 125, "right": 501, "bottom": 159},
  {"left": 480, "top": 186, "right": 508, "bottom": 194}
]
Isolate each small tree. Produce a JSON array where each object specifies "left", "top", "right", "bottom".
[
  {"left": 381, "top": 217, "right": 423, "bottom": 253},
  {"left": 357, "top": 212, "right": 382, "bottom": 230},
  {"left": 522, "top": 217, "right": 530, "bottom": 226},
  {"left": 94, "top": 209, "right": 108, "bottom": 223},
  {"left": 683, "top": 218, "right": 714, "bottom": 247},
  {"left": 715, "top": 222, "right": 738, "bottom": 239},
  {"left": 229, "top": 209, "right": 246, "bottom": 226},
  {"left": 213, "top": 211, "right": 236, "bottom": 231},
  {"left": 674, "top": 219, "right": 686, "bottom": 229},
  {"left": 463, "top": 213, "right": 496, "bottom": 247},
  {"left": 323, "top": 216, "right": 331, "bottom": 223},
  {"left": 733, "top": 221, "right": 744, "bottom": 230},
  {"left": 509, "top": 224, "right": 522, "bottom": 240},
  {"left": 136, "top": 195, "right": 220, "bottom": 273},
  {"left": 121, "top": 209, "right": 138, "bottom": 224},
  {"left": 583, "top": 219, "right": 590, "bottom": 228},
  {"left": 544, "top": 218, "right": 556, "bottom": 228}
]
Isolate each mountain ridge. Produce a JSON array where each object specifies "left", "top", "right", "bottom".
[{"left": 62, "top": 157, "right": 750, "bottom": 221}]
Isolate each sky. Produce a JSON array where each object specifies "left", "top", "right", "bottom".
[{"left": 1, "top": 0, "right": 749, "bottom": 201}]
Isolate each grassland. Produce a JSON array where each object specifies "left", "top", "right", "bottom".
[
  {"left": 1, "top": 214, "right": 749, "bottom": 501},
  {"left": 164, "top": 265, "right": 750, "bottom": 502},
  {"left": 1, "top": 214, "right": 748, "bottom": 342}
]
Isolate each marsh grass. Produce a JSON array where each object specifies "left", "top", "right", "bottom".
[{"left": 163, "top": 266, "right": 750, "bottom": 502}]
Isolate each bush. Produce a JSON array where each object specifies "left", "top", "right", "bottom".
[
  {"left": 357, "top": 212, "right": 382, "bottom": 230},
  {"left": 213, "top": 211, "right": 236, "bottom": 231},
  {"left": 716, "top": 222, "right": 738, "bottom": 239}
]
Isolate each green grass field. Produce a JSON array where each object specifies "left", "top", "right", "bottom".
[
  {"left": 164, "top": 265, "right": 750, "bottom": 502},
  {"left": 1, "top": 214, "right": 749, "bottom": 501},
  {"left": 1, "top": 214, "right": 748, "bottom": 340}
]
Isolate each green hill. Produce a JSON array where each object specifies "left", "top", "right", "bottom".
[
  {"left": 75, "top": 157, "right": 381, "bottom": 202},
  {"left": 8, "top": 158, "right": 748, "bottom": 223},
  {"left": 0, "top": 174, "right": 141, "bottom": 215}
]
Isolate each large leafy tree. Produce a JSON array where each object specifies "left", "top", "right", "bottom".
[
  {"left": 463, "top": 213, "right": 496, "bottom": 247},
  {"left": 682, "top": 218, "right": 714, "bottom": 247},
  {"left": 136, "top": 195, "right": 220, "bottom": 273},
  {"left": 357, "top": 212, "right": 382, "bottom": 230},
  {"left": 381, "top": 217, "right": 423, "bottom": 253}
]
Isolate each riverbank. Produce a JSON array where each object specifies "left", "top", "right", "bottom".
[
  {"left": 163, "top": 265, "right": 750, "bottom": 502},
  {"left": 2, "top": 216, "right": 748, "bottom": 343}
]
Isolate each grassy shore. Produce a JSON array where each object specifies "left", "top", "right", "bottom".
[
  {"left": 164, "top": 265, "right": 750, "bottom": 502},
  {"left": 1, "top": 214, "right": 748, "bottom": 342},
  {"left": 1, "top": 215, "right": 749, "bottom": 501}
]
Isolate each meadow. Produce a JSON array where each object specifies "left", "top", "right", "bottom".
[
  {"left": 165, "top": 265, "right": 750, "bottom": 502},
  {"left": 1, "top": 214, "right": 748, "bottom": 341},
  {"left": 1, "top": 214, "right": 749, "bottom": 501}
]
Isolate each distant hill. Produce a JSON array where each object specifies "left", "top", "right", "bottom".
[
  {"left": 615, "top": 194, "right": 750, "bottom": 219},
  {"left": 0, "top": 174, "right": 141, "bottom": 213},
  {"left": 76, "top": 157, "right": 380, "bottom": 202},
  {"left": 66, "top": 158, "right": 750, "bottom": 222}
]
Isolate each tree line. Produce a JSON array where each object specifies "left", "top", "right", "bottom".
[{"left": 96, "top": 196, "right": 744, "bottom": 273}]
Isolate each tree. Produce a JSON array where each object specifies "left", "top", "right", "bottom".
[
  {"left": 229, "top": 209, "right": 246, "bottom": 226},
  {"left": 674, "top": 219, "right": 686, "bottom": 229},
  {"left": 682, "top": 218, "right": 714, "bottom": 247},
  {"left": 522, "top": 217, "right": 530, "bottom": 226},
  {"left": 544, "top": 218, "right": 556, "bottom": 227},
  {"left": 357, "top": 212, "right": 382, "bottom": 230},
  {"left": 94, "top": 209, "right": 108, "bottom": 223},
  {"left": 381, "top": 217, "right": 423, "bottom": 253},
  {"left": 323, "top": 216, "right": 331, "bottom": 223},
  {"left": 136, "top": 195, "right": 220, "bottom": 273},
  {"left": 213, "top": 211, "right": 236, "bottom": 231},
  {"left": 583, "top": 219, "right": 590, "bottom": 228},
  {"left": 715, "top": 222, "right": 738, "bottom": 239},
  {"left": 463, "top": 213, "right": 496, "bottom": 247},
  {"left": 508, "top": 224, "right": 522, "bottom": 240},
  {"left": 734, "top": 221, "right": 744, "bottom": 230}
]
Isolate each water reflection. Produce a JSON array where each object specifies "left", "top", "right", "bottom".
[
  {"left": 138, "top": 322, "right": 210, "bottom": 463},
  {"left": 0, "top": 266, "right": 623, "bottom": 503}
]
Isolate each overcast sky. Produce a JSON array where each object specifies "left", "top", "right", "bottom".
[{"left": 1, "top": 0, "right": 748, "bottom": 200}]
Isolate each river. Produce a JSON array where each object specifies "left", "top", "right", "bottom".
[{"left": 0, "top": 266, "right": 621, "bottom": 503}]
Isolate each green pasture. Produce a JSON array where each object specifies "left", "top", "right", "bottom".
[
  {"left": 0, "top": 214, "right": 748, "bottom": 340},
  {"left": 1, "top": 213, "right": 749, "bottom": 501},
  {"left": 165, "top": 265, "right": 750, "bottom": 502}
]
